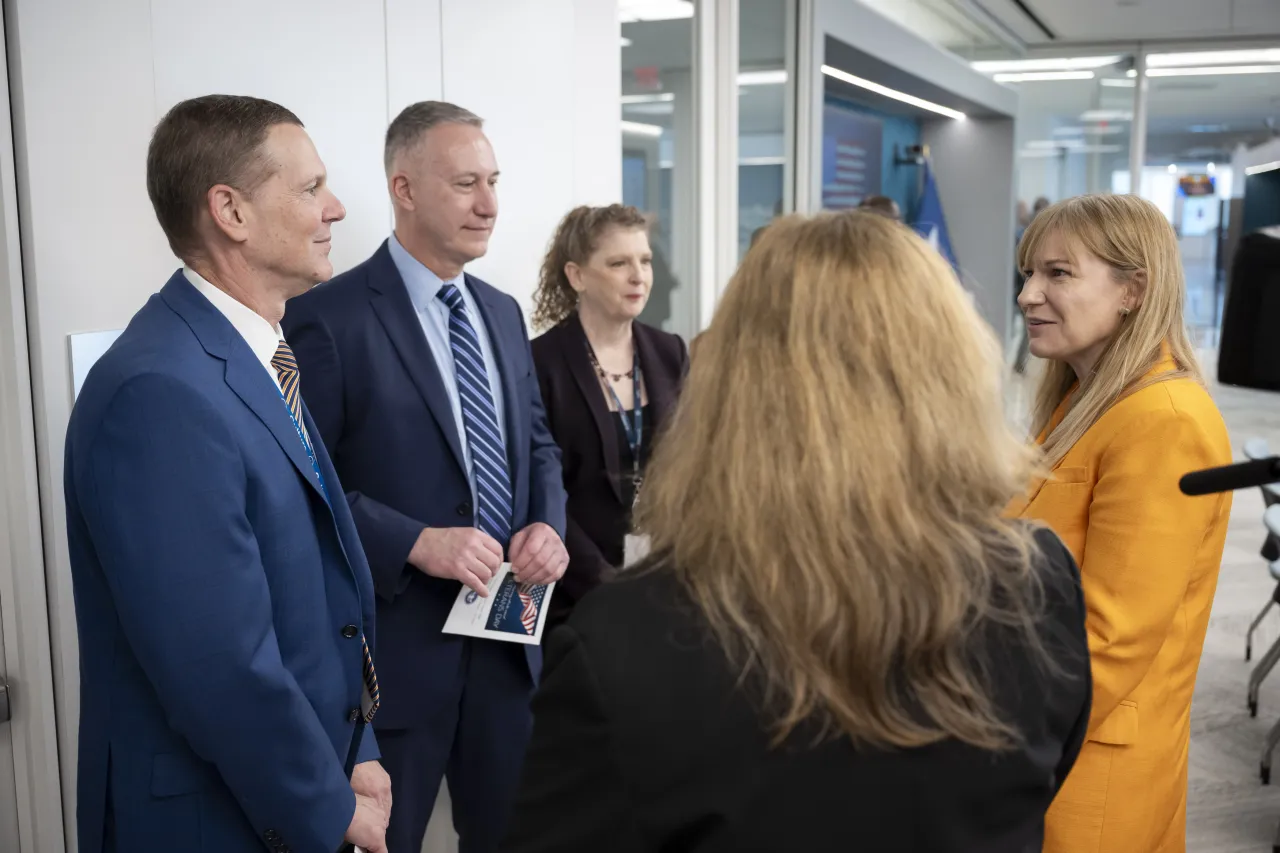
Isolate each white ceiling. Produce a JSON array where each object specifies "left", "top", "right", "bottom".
[{"left": 975, "top": 0, "right": 1280, "bottom": 45}]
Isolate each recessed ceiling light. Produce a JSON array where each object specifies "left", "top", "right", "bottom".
[
  {"left": 822, "top": 64, "right": 965, "bottom": 120},
  {"left": 621, "top": 120, "right": 664, "bottom": 138},
  {"left": 738, "top": 70, "right": 787, "bottom": 86},
  {"left": 1148, "top": 49, "right": 1280, "bottom": 68},
  {"left": 619, "top": 0, "right": 694, "bottom": 23},
  {"left": 972, "top": 55, "right": 1122, "bottom": 73},
  {"left": 1147, "top": 65, "right": 1280, "bottom": 78},
  {"left": 1080, "top": 109, "right": 1133, "bottom": 122},
  {"left": 993, "top": 70, "right": 1095, "bottom": 83},
  {"left": 621, "top": 93, "right": 675, "bottom": 104}
]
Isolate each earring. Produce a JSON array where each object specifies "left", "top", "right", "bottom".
[{"left": 1119, "top": 307, "right": 1131, "bottom": 317}]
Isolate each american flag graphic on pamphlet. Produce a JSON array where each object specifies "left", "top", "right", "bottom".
[{"left": 442, "top": 563, "right": 555, "bottom": 645}]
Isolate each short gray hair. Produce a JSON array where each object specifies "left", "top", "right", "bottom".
[{"left": 384, "top": 101, "right": 484, "bottom": 173}]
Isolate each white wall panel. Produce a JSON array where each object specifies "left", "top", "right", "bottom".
[
  {"left": 386, "top": 0, "right": 446, "bottom": 142},
  {"left": 440, "top": 0, "right": 620, "bottom": 315},
  {"left": 6, "top": 2, "right": 170, "bottom": 841},
  {"left": 150, "top": 1, "right": 390, "bottom": 273}
]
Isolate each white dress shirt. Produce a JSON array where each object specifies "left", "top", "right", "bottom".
[{"left": 183, "top": 266, "right": 286, "bottom": 394}]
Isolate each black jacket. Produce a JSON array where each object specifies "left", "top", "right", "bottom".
[
  {"left": 502, "top": 526, "right": 1091, "bottom": 852},
  {"left": 531, "top": 314, "right": 687, "bottom": 625}
]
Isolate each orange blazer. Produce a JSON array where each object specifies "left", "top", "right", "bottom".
[{"left": 1011, "top": 356, "right": 1232, "bottom": 853}]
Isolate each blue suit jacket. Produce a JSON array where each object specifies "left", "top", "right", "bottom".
[
  {"left": 282, "top": 240, "right": 567, "bottom": 730},
  {"left": 64, "top": 272, "right": 379, "bottom": 853}
]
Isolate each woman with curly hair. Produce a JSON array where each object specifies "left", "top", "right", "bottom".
[{"left": 529, "top": 204, "right": 688, "bottom": 628}]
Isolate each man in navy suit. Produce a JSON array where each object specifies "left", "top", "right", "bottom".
[
  {"left": 65, "top": 95, "right": 391, "bottom": 853},
  {"left": 283, "top": 101, "right": 568, "bottom": 853}
]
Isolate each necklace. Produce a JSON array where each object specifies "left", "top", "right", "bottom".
[{"left": 596, "top": 364, "right": 636, "bottom": 383}]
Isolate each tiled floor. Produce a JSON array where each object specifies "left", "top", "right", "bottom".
[{"left": 1184, "top": 357, "right": 1280, "bottom": 853}]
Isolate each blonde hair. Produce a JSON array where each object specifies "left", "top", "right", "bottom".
[
  {"left": 634, "top": 211, "right": 1048, "bottom": 750},
  {"left": 1017, "top": 194, "right": 1201, "bottom": 466},
  {"left": 532, "top": 204, "right": 649, "bottom": 332}
]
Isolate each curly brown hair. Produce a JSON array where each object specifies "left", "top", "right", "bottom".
[{"left": 532, "top": 204, "right": 650, "bottom": 332}]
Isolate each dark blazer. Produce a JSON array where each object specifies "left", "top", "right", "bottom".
[
  {"left": 282, "top": 240, "right": 567, "bottom": 730},
  {"left": 502, "top": 527, "right": 1091, "bottom": 853},
  {"left": 64, "top": 272, "right": 378, "bottom": 853},
  {"left": 531, "top": 314, "right": 687, "bottom": 622}
]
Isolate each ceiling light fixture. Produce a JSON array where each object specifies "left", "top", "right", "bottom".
[
  {"left": 1100, "top": 78, "right": 1136, "bottom": 88},
  {"left": 738, "top": 69, "right": 787, "bottom": 86},
  {"left": 1080, "top": 109, "right": 1133, "bottom": 122},
  {"left": 1246, "top": 161, "right": 1280, "bottom": 176},
  {"left": 621, "top": 92, "right": 675, "bottom": 104},
  {"left": 972, "top": 55, "right": 1122, "bottom": 73},
  {"left": 1146, "top": 65, "right": 1280, "bottom": 78},
  {"left": 621, "top": 120, "right": 664, "bottom": 138},
  {"left": 1168, "top": 164, "right": 1179, "bottom": 174},
  {"left": 620, "top": 37, "right": 633, "bottom": 47},
  {"left": 993, "top": 70, "right": 1096, "bottom": 82},
  {"left": 619, "top": 0, "right": 694, "bottom": 23},
  {"left": 821, "top": 64, "right": 966, "bottom": 120},
  {"left": 1147, "top": 48, "right": 1280, "bottom": 68}
]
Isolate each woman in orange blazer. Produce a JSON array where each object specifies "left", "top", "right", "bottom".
[{"left": 1011, "top": 194, "right": 1232, "bottom": 853}]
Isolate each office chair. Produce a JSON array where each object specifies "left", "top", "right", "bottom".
[
  {"left": 1260, "top": 505, "right": 1280, "bottom": 785},
  {"left": 1244, "top": 438, "right": 1280, "bottom": 672}
]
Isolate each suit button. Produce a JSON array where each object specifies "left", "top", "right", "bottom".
[
  {"left": 264, "top": 829, "right": 280, "bottom": 842},
  {"left": 348, "top": 708, "right": 361, "bottom": 723},
  {"left": 457, "top": 501, "right": 472, "bottom": 517},
  {"left": 341, "top": 624, "right": 358, "bottom": 639}
]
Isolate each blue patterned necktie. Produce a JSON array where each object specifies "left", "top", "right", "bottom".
[
  {"left": 272, "top": 340, "right": 380, "bottom": 723},
  {"left": 437, "top": 283, "right": 513, "bottom": 546}
]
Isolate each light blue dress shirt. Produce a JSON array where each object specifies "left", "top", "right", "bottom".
[{"left": 388, "top": 233, "right": 509, "bottom": 507}]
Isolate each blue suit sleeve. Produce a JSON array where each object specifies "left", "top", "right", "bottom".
[
  {"left": 519, "top": 309, "right": 567, "bottom": 540},
  {"left": 356, "top": 726, "right": 380, "bottom": 765},
  {"left": 285, "top": 302, "right": 422, "bottom": 601},
  {"left": 75, "top": 374, "right": 356, "bottom": 853}
]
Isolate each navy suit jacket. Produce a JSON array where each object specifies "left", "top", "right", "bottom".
[
  {"left": 282, "top": 240, "right": 567, "bottom": 730},
  {"left": 64, "top": 272, "right": 379, "bottom": 853}
]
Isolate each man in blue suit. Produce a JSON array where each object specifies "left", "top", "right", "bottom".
[
  {"left": 65, "top": 95, "right": 391, "bottom": 853},
  {"left": 283, "top": 101, "right": 568, "bottom": 853}
]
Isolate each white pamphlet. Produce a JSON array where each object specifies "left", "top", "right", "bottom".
[{"left": 442, "top": 563, "right": 555, "bottom": 645}]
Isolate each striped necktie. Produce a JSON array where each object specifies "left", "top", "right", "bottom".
[
  {"left": 436, "top": 283, "right": 513, "bottom": 545},
  {"left": 271, "top": 339, "right": 381, "bottom": 723}
]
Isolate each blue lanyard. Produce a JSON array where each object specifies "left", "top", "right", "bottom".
[
  {"left": 278, "top": 388, "right": 329, "bottom": 504},
  {"left": 586, "top": 343, "right": 643, "bottom": 488}
]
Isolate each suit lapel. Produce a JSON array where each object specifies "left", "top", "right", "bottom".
[
  {"left": 366, "top": 244, "right": 469, "bottom": 476},
  {"left": 634, "top": 323, "right": 677, "bottom": 435},
  {"left": 564, "top": 315, "right": 624, "bottom": 502},
  {"left": 223, "top": 352, "right": 329, "bottom": 503},
  {"left": 161, "top": 273, "right": 327, "bottom": 504},
  {"left": 306, "top": 401, "right": 375, "bottom": 627},
  {"left": 467, "top": 275, "right": 521, "bottom": 473}
]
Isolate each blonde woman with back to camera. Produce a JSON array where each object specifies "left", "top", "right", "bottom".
[
  {"left": 1012, "top": 193, "right": 1233, "bottom": 853},
  {"left": 500, "top": 211, "right": 1092, "bottom": 852}
]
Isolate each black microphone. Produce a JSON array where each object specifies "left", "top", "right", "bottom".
[{"left": 1179, "top": 457, "right": 1280, "bottom": 496}]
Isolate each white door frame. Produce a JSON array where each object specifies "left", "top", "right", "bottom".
[{"left": 0, "top": 2, "right": 67, "bottom": 850}]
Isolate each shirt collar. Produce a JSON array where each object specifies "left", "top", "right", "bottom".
[
  {"left": 388, "top": 232, "right": 464, "bottom": 314},
  {"left": 183, "top": 266, "right": 283, "bottom": 373}
]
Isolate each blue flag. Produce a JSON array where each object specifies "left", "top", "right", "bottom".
[{"left": 913, "top": 162, "right": 956, "bottom": 269}]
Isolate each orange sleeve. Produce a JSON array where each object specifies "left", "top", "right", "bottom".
[{"left": 1079, "top": 403, "right": 1225, "bottom": 735}]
